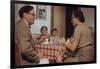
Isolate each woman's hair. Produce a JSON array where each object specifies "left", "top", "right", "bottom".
[
  {"left": 40, "top": 26, "right": 48, "bottom": 32},
  {"left": 51, "top": 28, "right": 58, "bottom": 34},
  {"left": 73, "top": 10, "right": 85, "bottom": 23}
]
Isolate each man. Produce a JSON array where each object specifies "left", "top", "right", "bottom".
[{"left": 15, "top": 5, "right": 44, "bottom": 65}]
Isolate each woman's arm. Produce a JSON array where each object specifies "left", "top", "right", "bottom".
[
  {"left": 64, "top": 26, "right": 81, "bottom": 52},
  {"left": 64, "top": 40, "right": 78, "bottom": 52}
]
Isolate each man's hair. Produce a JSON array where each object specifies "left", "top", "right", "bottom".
[
  {"left": 73, "top": 10, "right": 85, "bottom": 23},
  {"left": 19, "top": 5, "right": 34, "bottom": 18}
]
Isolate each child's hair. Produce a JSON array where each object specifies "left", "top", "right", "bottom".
[
  {"left": 40, "top": 26, "right": 48, "bottom": 32},
  {"left": 51, "top": 28, "right": 58, "bottom": 34}
]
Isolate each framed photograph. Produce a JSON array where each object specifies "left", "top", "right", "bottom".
[
  {"left": 37, "top": 5, "right": 47, "bottom": 20},
  {"left": 11, "top": 0, "right": 96, "bottom": 68}
]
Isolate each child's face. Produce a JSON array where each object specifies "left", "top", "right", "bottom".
[
  {"left": 52, "top": 31, "right": 58, "bottom": 36},
  {"left": 41, "top": 28, "right": 48, "bottom": 35}
]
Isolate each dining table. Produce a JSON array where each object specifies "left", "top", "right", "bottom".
[{"left": 35, "top": 43, "right": 66, "bottom": 63}]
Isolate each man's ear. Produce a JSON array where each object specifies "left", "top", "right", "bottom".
[{"left": 23, "top": 13, "right": 28, "bottom": 18}]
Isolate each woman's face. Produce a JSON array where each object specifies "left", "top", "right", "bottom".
[
  {"left": 71, "top": 17, "right": 79, "bottom": 26},
  {"left": 41, "top": 28, "right": 48, "bottom": 35}
]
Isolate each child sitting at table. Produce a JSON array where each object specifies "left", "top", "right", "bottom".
[
  {"left": 49, "top": 28, "right": 65, "bottom": 44},
  {"left": 36, "top": 26, "right": 49, "bottom": 44}
]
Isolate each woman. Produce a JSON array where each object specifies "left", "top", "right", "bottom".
[{"left": 64, "top": 10, "right": 94, "bottom": 63}]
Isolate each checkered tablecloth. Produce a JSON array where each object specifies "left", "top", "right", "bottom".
[{"left": 35, "top": 44, "right": 66, "bottom": 63}]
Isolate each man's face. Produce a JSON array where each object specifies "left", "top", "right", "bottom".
[{"left": 25, "top": 9, "right": 36, "bottom": 25}]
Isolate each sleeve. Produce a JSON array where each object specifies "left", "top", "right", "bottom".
[
  {"left": 73, "top": 26, "right": 81, "bottom": 47},
  {"left": 16, "top": 26, "right": 40, "bottom": 63}
]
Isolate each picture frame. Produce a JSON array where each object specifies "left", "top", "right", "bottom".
[
  {"left": 37, "top": 5, "right": 47, "bottom": 20},
  {"left": 11, "top": 0, "right": 96, "bottom": 68}
]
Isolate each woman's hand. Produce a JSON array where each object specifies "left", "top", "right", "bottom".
[
  {"left": 63, "top": 41, "right": 68, "bottom": 47},
  {"left": 63, "top": 39, "right": 71, "bottom": 46}
]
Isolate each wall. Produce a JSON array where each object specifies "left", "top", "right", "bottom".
[
  {"left": 53, "top": 6, "right": 66, "bottom": 37},
  {"left": 31, "top": 5, "right": 51, "bottom": 34},
  {"left": 81, "top": 8, "right": 95, "bottom": 30}
]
